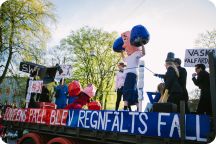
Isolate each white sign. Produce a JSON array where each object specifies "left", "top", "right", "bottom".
[
  {"left": 55, "top": 65, "right": 72, "bottom": 79},
  {"left": 184, "top": 48, "right": 216, "bottom": 67},
  {"left": 30, "top": 80, "right": 43, "bottom": 93}
]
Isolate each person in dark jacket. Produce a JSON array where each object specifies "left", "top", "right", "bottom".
[
  {"left": 37, "top": 85, "right": 50, "bottom": 102},
  {"left": 174, "top": 58, "right": 190, "bottom": 113},
  {"left": 192, "top": 64, "right": 212, "bottom": 115},
  {"left": 164, "top": 61, "right": 183, "bottom": 112},
  {"left": 157, "top": 52, "right": 183, "bottom": 112}
]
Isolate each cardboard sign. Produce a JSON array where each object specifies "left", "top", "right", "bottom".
[
  {"left": 30, "top": 80, "right": 43, "bottom": 93},
  {"left": 55, "top": 65, "right": 72, "bottom": 79},
  {"left": 19, "top": 62, "right": 46, "bottom": 75},
  {"left": 184, "top": 48, "right": 216, "bottom": 67}
]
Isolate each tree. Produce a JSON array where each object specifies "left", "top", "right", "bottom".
[
  {"left": 195, "top": 29, "right": 216, "bottom": 48},
  {"left": 188, "top": 88, "right": 200, "bottom": 112},
  {"left": 0, "top": 0, "right": 56, "bottom": 84},
  {"left": 65, "top": 26, "right": 120, "bottom": 109},
  {"left": 43, "top": 40, "right": 73, "bottom": 66}
]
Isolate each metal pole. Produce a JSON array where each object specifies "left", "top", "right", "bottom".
[
  {"left": 138, "top": 60, "right": 145, "bottom": 112},
  {"left": 25, "top": 77, "right": 33, "bottom": 108}
]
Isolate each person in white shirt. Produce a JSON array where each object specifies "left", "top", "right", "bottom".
[
  {"left": 115, "top": 62, "right": 126, "bottom": 110},
  {"left": 121, "top": 31, "right": 145, "bottom": 111}
]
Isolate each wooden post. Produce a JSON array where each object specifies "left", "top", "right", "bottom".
[
  {"left": 180, "top": 100, "right": 185, "bottom": 144},
  {"left": 208, "top": 52, "right": 216, "bottom": 140}
]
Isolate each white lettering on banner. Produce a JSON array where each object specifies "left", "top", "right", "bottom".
[
  {"left": 67, "top": 110, "right": 74, "bottom": 126},
  {"left": 78, "top": 110, "right": 85, "bottom": 127},
  {"left": 29, "top": 109, "right": 34, "bottom": 120},
  {"left": 31, "top": 109, "right": 38, "bottom": 123},
  {"left": 105, "top": 111, "right": 113, "bottom": 130},
  {"left": 4, "top": 108, "right": 68, "bottom": 126},
  {"left": 111, "top": 112, "right": 120, "bottom": 131},
  {"left": 9, "top": 108, "right": 14, "bottom": 120},
  {"left": 11, "top": 109, "right": 16, "bottom": 120},
  {"left": 36, "top": 110, "right": 40, "bottom": 123},
  {"left": 4, "top": 108, "right": 26, "bottom": 122},
  {"left": 138, "top": 113, "right": 148, "bottom": 134},
  {"left": 30, "top": 109, "right": 38, "bottom": 123},
  {"left": 22, "top": 109, "right": 27, "bottom": 122},
  {"left": 49, "top": 110, "right": 68, "bottom": 125},
  {"left": 158, "top": 113, "right": 170, "bottom": 136},
  {"left": 15, "top": 109, "right": 21, "bottom": 121},
  {"left": 3, "top": 108, "right": 9, "bottom": 120},
  {"left": 84, "top": 111, "right": 91, "bottom": 128},
  {"left": 98, "top": 112, "right": 106, "bottom": 130},
  {"left": 129, "top": 112, "right": 139, "bottom": 133},
  {"left": 90, "top": 111, "right": 98, "bottom": 129},
  {"left": 50, "top": 110, "right": 56, "bottom": 125},
  {"left": 55, "top": 110, "right": 61, "bottom": 125},
  {"left": 3, "top": 108, "right": 209, "bottom": 142},
  {"left": 184, "top": 48, "right": 216, "bottom": 67},
  {"left": 196, "top": 115, "right": 206, "bottom": 142},
  {"left": 15, "top": 109, "right": 22, "bottom": 121},
  {"left": 36, "top": 110, "right": 42, "bottom": 124},
  {"left": 120, "top": 112, "right": 128, "bottom": 133},
  {"left": 169, "top": 114, "right": 180, "bottom": 137},
  {"left": 41, "top": 109, "right": 46, "bottom": 124},
  {"left": 61, "top": 110, "right": 68, "bottom": 126}
]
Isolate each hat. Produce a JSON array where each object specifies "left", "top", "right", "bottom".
[
  {"left": 113, "top": 37, "right": 125, "bottom": 52},
  {"left": 165, "top": 52, "right": 175, "bottom": 62},
  {"left": 83, "top": 84, "right": 97, "bottom": 98},
  {"left": 118, "top": 62, "right": 126, "bottom": 67},
  {"left": 68, "top": 80, "right": 82, "bottom": 96},
  {"left": 130, "top": 25, "right": 150, "bottom": 47}
]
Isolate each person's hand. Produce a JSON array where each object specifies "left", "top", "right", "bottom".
[
  {"left": 154, "top": 73, "right": 164, "bottom": 79},
  {"left": 192, "top": 73, "right": 197, "bottom": 78},
  {"left": 154, "top": 73, "right": 159, "bottom": 77}
]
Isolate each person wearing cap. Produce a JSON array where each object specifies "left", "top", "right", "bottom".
[
  {"left": 192, "top": 64, "right": 212, "bottom": 115},
  {"left": 159, "top": 52, "right": 183, "bottom": 112},
  {"left": 115, "top": 62, "right": 126, "bottom": 110},
  {"left": 174, "top": 58, "right": 190, "bottom": 113}
]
